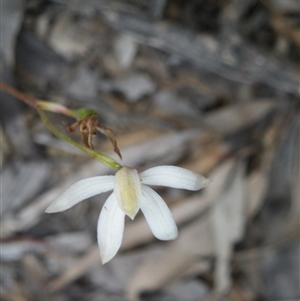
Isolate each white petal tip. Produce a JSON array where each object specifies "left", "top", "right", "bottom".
[
  {"left": 157, "top": 233, "right": 178, "bottom": 241},
  {"left": 161, "top": 229, "right": 178, "bottom": 241},
  {"left": 200, "top": 177, "right": 212, "bottom": 188},
  {"left": 45, "top": 201, "right": 70, "bottom": 213},
  {"left": 45, "top": 205, "right": 60, "bottom": 213},
  {"left": 167, "top": 234, "right": 178, "bottom": 241},
  {"left": 100, "top": 255, "right": 110, "bottom": 265},
  {"left": 100, "top": 250, "right": 117, "bottom": 265}
]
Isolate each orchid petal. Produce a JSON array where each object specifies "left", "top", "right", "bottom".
[
  {"left": 97, "top": 193, "right": 125, "bottom": 264},
  {"left": 140, "top": 185, "right": 178, "bottom": 240},
  {"left": 114, "top": 167, "right": 141, "bottom": 219},
  {"left": 140, "top": 166, "right": 210, "bottom": 191},
  {"left": 45, "top": 176, "right": 115, "bottom": 213}
]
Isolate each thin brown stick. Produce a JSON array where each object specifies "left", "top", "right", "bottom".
[{"left": 0, "top": 82, "right": 37, "bottom": 108}]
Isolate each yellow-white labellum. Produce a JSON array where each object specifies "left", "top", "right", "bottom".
[{"left": 114, "top": 167, "right": 141, "bottom": 219}]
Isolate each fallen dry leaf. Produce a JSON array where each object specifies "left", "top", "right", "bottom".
[{"left": 211, "top": 161, "right": 246, "bottom": 293}]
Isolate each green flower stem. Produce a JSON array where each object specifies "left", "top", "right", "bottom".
[{"left": 38, "top": 109, "right": 122, "bottom": 171}]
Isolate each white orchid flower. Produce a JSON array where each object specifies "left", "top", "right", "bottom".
[{"left": 46, "top": 166, "right": 210, "bottom": 264}]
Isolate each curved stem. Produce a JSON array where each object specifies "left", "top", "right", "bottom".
[{"left": 38, "top": 109, "right": 122, "bottom": 170}]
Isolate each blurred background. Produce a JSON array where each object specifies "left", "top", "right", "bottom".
[{"left": 1, "top": 0, "right": 299, "bottom": 300}]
